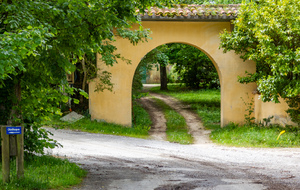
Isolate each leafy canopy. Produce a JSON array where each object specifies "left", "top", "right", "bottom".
[
  {"left": 0, "top": 0, "right": 158, "bottom": 82},
  {"left": 167, "top": 44, "right": 219, "bottom": 89},
  {"left": 137, "top": 43, "right": 219, "bottom": 89},
  {"left": 220, "top": 0, "right": 300, "bottom": 124},
  {"left": 0, "top": 0, "right": 160, "bottom": 153}
]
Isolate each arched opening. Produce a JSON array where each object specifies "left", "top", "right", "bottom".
[
  {"left": 89, "top": 21, "right": 256, "bottom": 127},
  {"left": 132, "top": 43, "right": 221, "bottom": 131}
]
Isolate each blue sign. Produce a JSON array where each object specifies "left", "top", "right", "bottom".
[{"left": 6, "top": 126, "right": 22, "bottom": 135}]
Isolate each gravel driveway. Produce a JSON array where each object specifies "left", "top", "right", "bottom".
[{"left": 47, "top": 128, "right": 300, "bottom": 190}]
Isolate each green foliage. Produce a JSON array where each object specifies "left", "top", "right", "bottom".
[
  {"left": 241, "top": 95, "right": 255, "bottom": 125},
  {"left": 167, "top": 44, "right": 219, "bottom": 89},
  {"left": 0, "top": 0, "right": 159, "bottom": 154},
  {"left": 24, "top": 124, "right": 61, "bottom": 155},
  {"left": 132, "top": 101, "right": 152, "bottom": 131},
  {"left": 139, "top": 44, "right": 170, "bottom": 90},
  {"left": 0, "top": 155, "right": 86, "bottom": 190},
  {"left": 220, "top": 0, "right": 300, "bottom": 124},
  {"left": 286, "top": 96, "right": 300, "bottom": 125},
  {"left": 0, "top": 79, "right": 14, "bottom": 125},
  {"left": 167, "top": 66, "right": 180, "bottom": 83},
  {"left": 139, "top": 43, "right": 219, "bottom": 89},
  {"left": 132, "top": 59, "right": 153, "bottom": 96},
  {"left": 140, "top": 45, "right": 170, "bottom": 71}
]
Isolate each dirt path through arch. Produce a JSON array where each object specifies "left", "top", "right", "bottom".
[
  {"left": 139, "top": 84, "right": 211, "bottom": 144},
  {"left": 137, "top": 96, "right": 167, "bottom": 141},
  {"left": 138, "top": 92, "right": 211, "bottom": 144}
]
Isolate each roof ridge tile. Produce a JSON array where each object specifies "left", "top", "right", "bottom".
[{"left": 138, "top": 4, "right": 240, "bottom": 21}]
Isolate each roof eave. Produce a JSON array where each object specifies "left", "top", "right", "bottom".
[{"left": 140, "top": 15, "right": 236, "bottom": 22}]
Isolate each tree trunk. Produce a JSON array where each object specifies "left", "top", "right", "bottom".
[
  {"left": 80, "top": 56, "right": 87, "bottom": 103},
  {"left": 7, "top": 78, "right": 22, "bottom": 126},
  {"left": 160, "top": 64, "right": 168, "bottom": 90}
]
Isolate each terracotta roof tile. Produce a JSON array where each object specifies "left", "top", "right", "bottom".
[{"left": 137, "top": 4, "right": 240, "bottom": 21}]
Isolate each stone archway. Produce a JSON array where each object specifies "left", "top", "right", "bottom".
[{"left": 89, "top": 21, "right": 257, "bottom": 127}]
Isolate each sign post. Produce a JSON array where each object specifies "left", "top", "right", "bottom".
[{"left": 1, "top": 126, "right": 24, "bottom": 183}]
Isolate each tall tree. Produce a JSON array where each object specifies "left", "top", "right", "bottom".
[
  {"left": 139, "top": 43, "right": 219, "bottom": 90},
  {"left": 0, "top": 0, "right": 159, "bottom": 153},
  {"left": 156, "top": 46, "right": 169, "bottom": 90},
  {"left": 139, "top": 46, "right": 169, "bottom": 90},
  {"left": 220, "top": 0, "right": 300, "bottom": 124},
  {"left": 167, "top": 43, "right": 219, "bottom": 89}
]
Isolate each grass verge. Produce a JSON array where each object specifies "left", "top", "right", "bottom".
[
  {"left": 154, "top": 98, "right": 193, "bottom": 144},
  {"left": 211, "top": 123, "right": 300, "bottom": 148},
  {"left": 0, "top": 154, "right": 86, "bottom": 190},
  {"left": 48, "top": 101, "right": 151, "bottom": 139},
  {"left": 151, "top": 84, "right": 300, "bottom": 148}
]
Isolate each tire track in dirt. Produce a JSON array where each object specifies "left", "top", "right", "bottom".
[
  {"left": 138, "top": 90, "right": 211, "bottom": 144},
  {"left": 137, "top": 97, "right": 167, "bottom": 141}
]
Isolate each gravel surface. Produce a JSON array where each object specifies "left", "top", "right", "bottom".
[
  {"left": 47, "top": 128, "right": 300, "bottom": 190},
  {"left": 47, "top": 85, "right": 300, "bottom": 189}
]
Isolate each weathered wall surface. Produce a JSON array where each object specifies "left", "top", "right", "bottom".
[
  {"left": 146, "top": 65, "right": 175, "bottom": 84},
  {"left": 89, "top": 21, "right": 277, "bottom": 127},
  {"left": 254, "top": 94, "right": 295, "bottom": 126},
  {"left": 146, "top": 68, "right": 161, "bottom": 84}
]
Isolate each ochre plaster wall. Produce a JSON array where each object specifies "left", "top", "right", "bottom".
[
  {"left": 146, "top": 68, "right": 161, "bottom": 84},
  {"left": 254, "top": 95, "right": 295, "bottom": 126},
  {"left": 89, "top": 21, "right": 258, "bottom": 127}
]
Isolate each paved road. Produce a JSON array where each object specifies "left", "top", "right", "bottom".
[{"left": 47, "top": 128, "right": 300, "bottom": 190}]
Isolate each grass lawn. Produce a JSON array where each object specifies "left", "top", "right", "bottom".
[
  {"left": 211, "top": 123, "right": 300, "bottom": 148},
  {"left": 154, "top": 98, "right": 193, "bottom": 144},
  {"left": 0, "top": 154, "right": 86, "bottom": 190},
  {"left": 150, "top": 84, "right": 221, "bottom": 130},
  {"left": 151, "top": 84, "right": 300, "bottom": 148},
  {"left": 47, "top": 101, "right": 151, "bottom": 139},
  {"left": 49, "top": 94, "right": 193, "bottom": 144}
]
